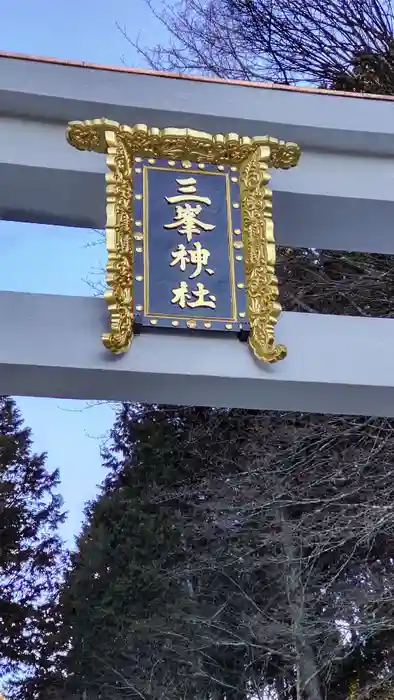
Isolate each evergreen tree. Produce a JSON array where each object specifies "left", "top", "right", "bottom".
[
  {"left": 46, "top": 404, "right": 394, "bottom": 700},
  {"left": 0, "top": 396, "right": 65, "bottom": 689},
  {"left": 57, "top": 404, "right": 247, "bottom": 700}
]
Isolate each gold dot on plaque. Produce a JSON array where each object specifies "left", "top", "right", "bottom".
[
  {"left": 134, "top": 234, "right": 143, "bottom": 241},
  {"left": 182, "top": 160, "right": 192, "bottom": 169},
  {"left": 237, "top": 283, "right": 245, "bottom": 289},
  {"left": 236, "top": 255, "right": 243, "bottom": 261},
  {"left": 135, "top": 194, "right": 142, "bottom": 200},
  {"left": 198, "top": 163, "right": 206, "bottom": 169},
  {"left": 231, "top": 166, "right": 237, "bottom": 172},
  {"left": 135, "top": 167, "right": 142, "bottom": 173},
  {"left": 135, "top": 157, "right": 142, "bottom": 163},
  {"left": 234, "top": 228, "right": 241, "bottom": 235},
  {"left": 135, "top": 220, "right": 142, "bottom": 227},
  {"left": 136, "top": 275, "right": 143, "bottom": 281},
  {"left": 150, "top": 319, "right": 158, "bottom": 325},
  {"left": 136, "top": 305, "right": 143, "bottom": 311},
  {"left": 234, "top": 241, "right": 244, "bottom": 249},
  {"left": 136, "top": 246, "right": 143, "bottom": 253},
  {"left": 225, "top": 324, "right": 233, "bottom": 330},
  {"left": 239, "top": 312, "right": 246, "bottom": 318},
  {"left": 187, "top": 319, "right": 197, "bottom": 329},
  {"left": 204, "top": 322, "right": 212, "bottom": 329},
  {"left": 148, "top": 158, "right": 156, "bottom": 164},
  {"left": 231, "top": 176, "right": 239, "bottom": 182},
  {"left": 233, "top": 202, "right": 240, "bottom": 209},
  {"left": 172, "top": 320, "right": 179, "bottom": 327},
  {"left": 217, "top": 164, "right": 225, "bottom": 171},
  {"left": 168, "top": 160, "right": 176, "bottom": 166}
]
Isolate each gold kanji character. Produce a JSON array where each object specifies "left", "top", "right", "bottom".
[
  {"left": 188, "top": 242, "right": 213, "bottom": 278},
  {"left": 171, "top": 281, "right": 216, "bottom": 310},
  {"left": 171, "top": 281, "right": 190, "bottom": 309},
  {"left": 164, "top": 203, "right": 215, "bottom": 243},
  {"left": 188, "top": 282, "right": 216, "bottom": 309},
  {"left": 166, "top": 177, "right": 212, "bottom": 205},
  {"left": 170, "top": 242, "right": 214, "bottom": 278},
  {"left": 170, "top": 244, "right": 188, "bottom": 272}
]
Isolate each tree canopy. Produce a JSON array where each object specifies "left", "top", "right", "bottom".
[
  {"left": 35, "top": 404, "right": 394, "bottom": 700},
  {"left": 133, "top": 0, "right": 394, "bottom": 91},
  {"left": 0, "top": 396, "right": 65, "bottom": 693}
]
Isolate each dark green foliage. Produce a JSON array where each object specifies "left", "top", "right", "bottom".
[
  {"left": 58, "top": 404, "right": 250, "bottom": 699},
  {"left": 44, "top": 405, "right": 394, "bottom": 700},
  {"left": 0, "top": 396, "right": 65, "bottom": 688},
  {"left": 332, "top": 42, "right": 394, "bottom": 94}
]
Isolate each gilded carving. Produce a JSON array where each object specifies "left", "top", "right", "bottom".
[
  {"left": 68, "top": 122, "right": 102, "bottom": 152},
  {"left": 67, "top": 120, "right": 300, "bottom": 168},
  {"left": 101, "top": 130, "right": 133, "bottom": 353},
  {"left": 67, "top": 119, "right": 300, "bottom": 363},
  {"left": 240, "top": 147, "right": 287, "bottom": 363}
]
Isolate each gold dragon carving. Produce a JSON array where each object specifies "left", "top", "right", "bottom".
[{"left": 67, "top": 119, "right": 300, "bottom": 362}]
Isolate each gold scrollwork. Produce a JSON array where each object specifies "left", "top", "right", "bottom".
[
  {"left": 67, "top": 121, "right": 300, "bottom": 169},
  {"left": 240, "top": 147, "right": 287, "bottom": 363},
  {"left": 67, "top": 119, "right": 300, "bottom": 362},
  {"left": 102, "top": 130, "right": 133, "bottom": 353}
]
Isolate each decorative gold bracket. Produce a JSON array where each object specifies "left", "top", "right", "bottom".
[{"left": 67, "top": 120, "right": 300, "bottom": 362}]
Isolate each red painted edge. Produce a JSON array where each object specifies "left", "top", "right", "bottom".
[{"left": 1, "top": 50, "right": 394, "bottom": 102}]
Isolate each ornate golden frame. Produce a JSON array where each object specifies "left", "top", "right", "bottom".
[{"left": 67, "top": 120, "right": 300, "bottom": 363}]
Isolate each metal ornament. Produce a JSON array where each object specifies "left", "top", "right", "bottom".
[{"left": 67, "top": 120, "right": 300, "bottom": 363}]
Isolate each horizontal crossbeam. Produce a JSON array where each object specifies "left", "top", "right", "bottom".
[
  {"left": 2, "top": 53, "right": 394, "bottom": 155},
  {"left": 1, "top": 291, "right": 393, "bottom": 417},
  {"left": 2, "top": 115, "right": 394, "bottom": 253}
]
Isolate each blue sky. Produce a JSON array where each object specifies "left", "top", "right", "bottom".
[{"left": 0, "top": 0, "right": 166, "bottom": 545}]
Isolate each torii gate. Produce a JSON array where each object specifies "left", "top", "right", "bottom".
[{"left": 1, "top": 51, "right": 394, "bottom": 417}]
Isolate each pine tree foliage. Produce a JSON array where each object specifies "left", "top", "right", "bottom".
[
  {"left": 45, "top": 404, "right": 394, "bottom": 700},
  {"left": 0, "top": 397, "right": 65, "bottom": 685}
]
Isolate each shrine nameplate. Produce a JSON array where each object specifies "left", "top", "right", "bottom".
[
  {"left": 67, "top": 121, "right": 301, "bottom": 363},
  {"left": 132, "top": 159, "right": 246, "bottom": 335}
]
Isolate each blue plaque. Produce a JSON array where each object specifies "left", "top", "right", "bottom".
[{"left": 132, "top": 158, "right": 247, "bottom": 334}]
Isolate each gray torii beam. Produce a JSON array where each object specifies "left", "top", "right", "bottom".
[
  {"left": 2, "top": 53, "right": 394, "bottom": 253},
  {"left": 1, "top": 292, "right": 394, "bottom": 417},
  {"left": 1, "top": 52, "right": 394, "bottom": 415},
  {"left": 2, "top": 113, "right": 394, "bottom": 252}
]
